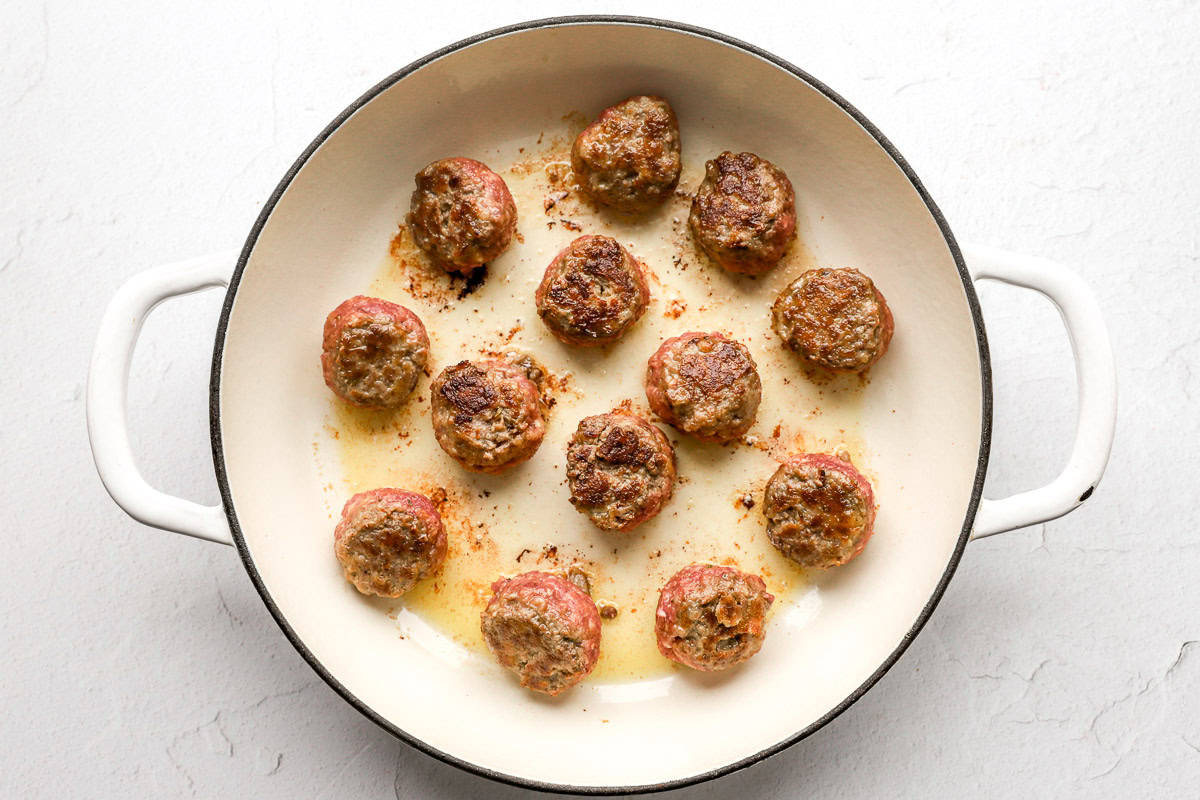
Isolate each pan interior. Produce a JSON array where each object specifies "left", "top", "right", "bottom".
[{"left": 216, "top": 21, "right": 983, "bottom": 790}]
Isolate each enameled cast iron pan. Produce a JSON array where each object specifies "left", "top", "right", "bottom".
[{"left": 87, "top": 16, "right": 1116, "bottom": 794}]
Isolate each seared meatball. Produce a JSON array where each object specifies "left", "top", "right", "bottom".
[
  {"left": 480, "top": 571, "right": 602, "bottom": 695},
  {"left": 333, "top": 488, "right": 447, "bottom": 598},
  {"left": 689, "top": 151, "right": 796, "bottom": 275},
  {"left": 407, "top": 157, "right": 518, "bottom": 272},
  {"left": 535, "top": 235, "right": 650, "bottom": 346},
  {"left": 763, "top": 453, "right": 876, "bottom": 568},
  {"left": 655, "top": 564, "right": 774, "bottom": 671},
  {"left": 321, "top": 295, "right": 430, "bottom": 409},
  {"left": 645, "top": 332, "right": 761, "bottom": 442},
  {"left": 430, "top": 360, "right": 546, "bottom": 473},
  {"left": 571, "top": 95, "right": 682, "bottom": 213},
  {"left": 772, "top": 268, "right": 894, "bottom": 373},
  {"left": 566, "top": 412, "right": 675, "bottom": 532}
]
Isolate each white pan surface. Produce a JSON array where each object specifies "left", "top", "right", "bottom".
[{"left": 215, "top": 20, "right": 985, "bottom": 792}]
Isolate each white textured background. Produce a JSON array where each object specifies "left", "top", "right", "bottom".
[{"left": 2, "top": 1, "right": 1197, "bottom": 797}]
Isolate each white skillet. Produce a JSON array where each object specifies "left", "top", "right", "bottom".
[{"left": 87, "top": 16, "right": 1116, "bottom": 794}]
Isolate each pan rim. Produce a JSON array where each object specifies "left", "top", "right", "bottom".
[{"left": 208, "top": 14, "right": 992, "bottom": 795}]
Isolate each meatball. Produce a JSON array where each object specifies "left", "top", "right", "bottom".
[
  {"left": 430, "top": 360, "right": 546, "bottom": 473},
  {"left": 655, "top": 564, "right": 774, "bottom": 671},
  {"left": 763, "top": 453, "right": 876, "bottom": 568},
  {"left": 333, "top": 488, "right": 447, "bottom": 598},
  {"left": 407, "top": 157, "right": 518, "bottom": 272},
  {"left": 321, "top": 295, "right": 430, "bottom": 409},
  {"left": 688, "top": 151, "right": 796, "bottom": 275},
  {"left": 566, "top": 412, "right": 675, "bottom": 532},
  {"left": 772, "top": 268, "right": 894, "bottom": 373},
  {"left": 571, "top": 95, "right": 682, "bottom": 213},
  {"left": 480, "top": 571, "right": 602, "bottom": 695},
  {"left": 535, "top": 235, "right": 650, "bottom": 346},
  {"left": 645, "top": 331, "right": 762, "bottom": 442}
]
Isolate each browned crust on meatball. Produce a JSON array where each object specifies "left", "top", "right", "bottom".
[
  {"left": 566, "top": 412, "right": 676, "bottom": 532},
  {"left": 407, "top": 157, "right": 518, "bottom": 272},
  {"left": 763, "top": 453, "right": 877, "bottom": 568},
  {"left": 480, "top": 571, "right": 602, "bottom": 695},
  {"left": 333, "top": 488, "right": 447, "bottom": 597},
  {"left": 571, "top": 95, "right": 682, "bottom": 213},
  {"left": 535, "top": 235, "right": 650, "bottom": 346},
  {"left": 321, "top": 295, "right": 430, "bottom": 409},
  {"left": 771, "top": 267, "right": 894, "bottom": 372},
  {"left": 688, "top": 151, "right": 796, "bottom": 275},
  {"left": 430, "top": 360, "right": 546, "bottom": 473},
  {"left": 655, "top": 564, "right": 774, "bottom": 671},
  {"left": 644, "top": 331, "right": 762, "bottom": 442}
]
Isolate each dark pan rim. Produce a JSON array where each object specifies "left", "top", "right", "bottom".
[{"left": 209, "top": 14, "right": 992, "bottom": 796}]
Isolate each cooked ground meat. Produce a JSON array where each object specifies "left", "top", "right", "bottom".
[
  {"left": 688, "top": 151, "right": 796, "bottom": 275},
  {"left": 535, "top": 235, "right": 650, "bottom": 346},
  {"left": 407, "top": 157, "right": 518, "bottom": 272},
  {"left": 566, "top": 564, "right": 592, "bottom": 596},
  {"left": 763, "top": 453, "right": 876, "bottom": 568},
  {"left": 571, "top": 95, "right": 682, "bottom": 213},
  {"left": 655, "top": 564, "right": 774, "bottom": 671},
  {"left": 333, "top": 488, "right": 447, "bottom": 597},
  {"left": 493, "top": 349, "right": 553, "bottom": 414},
  {"left": 772, "top": 267, "right": 894, "bottom": 372},
  {"left": 566, "top": 412, "right": 676, "bottom": 532},
  {"left": 430, "top": 360, "right": 546, "bottom": 473},
  {"left": 644, "top": 331, "right": 761, "bottom": 442},
  {"left": 320, "top": 295, "right": 430, "bottom": 409},
  {"left": 480, "top": 571, "right": 602, "bottom": 695}
]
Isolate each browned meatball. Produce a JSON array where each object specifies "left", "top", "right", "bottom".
[
  {"left": 535, "top": 235, "right": 650, "bottom": 346},
  {"left": 655, "top": 564, "right": 774, "bottom": 671},
  {"left": 407, "top": 157, "right": 518, "bottom": 272},
  {"left": 333, "top": 488, "right": 447, "bottom": 597},
  {"left": 566, "top": 412, "right": 675, "bottom": 532},
  {"left": 481, "top": 571, "right": 602, "bottom": 695},
  {"left": 689, "top": 151, "right": 796, "bottom": 275},
  {"left": 571, "top": 95, "right": 682, "bottom": 213},
  {"left": 763, "top": 453, "right": 877, "bottom": 568},
  {"left": 430, "top": 360, "right": 546, "bottom": 474},
  {"left": 321, "top": 295, "right": 430, "bottom": 409},
  {"left": 772, "top": 268, "right": 894, "bottom": 372},
  {"left": 645, "top": 332, "right": 761, "bottom": 443}
]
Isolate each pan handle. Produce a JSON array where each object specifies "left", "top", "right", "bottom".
[
  {"left": 87, "top": 253, "right": 236, "bottom": 546},
  {"left": 963, "top": 244, "right": 1117, "bottom": 539}
]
